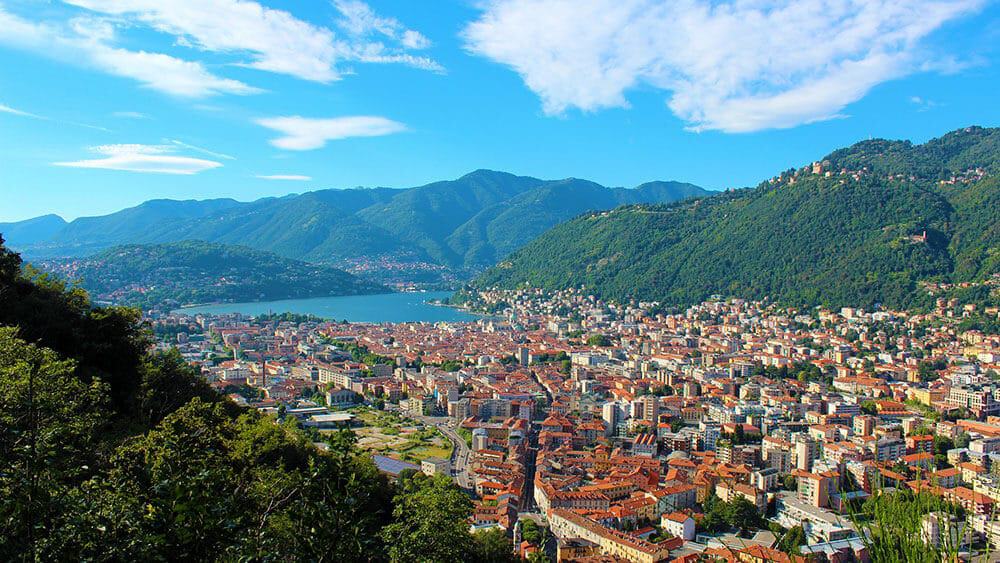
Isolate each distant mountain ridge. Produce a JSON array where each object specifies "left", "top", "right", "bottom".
[
  {"left": 5, "top": 170, "right": 709, "bottom": 275},
  {"left": 0, "top": 214, "right": 67, "bottom": 247},
  {"left": 474, "top": 126, "right": 1000, "bottom": 310},
  {"left": 39, "top": 240, "right": 385, "bottom": 309}
]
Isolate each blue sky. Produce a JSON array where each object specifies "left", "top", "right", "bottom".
[{"left": 0, "top": 0, "right": 998, "bottom": 223}]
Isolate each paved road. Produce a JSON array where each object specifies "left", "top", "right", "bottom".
[{"left": 418, "top": 415, "right": 472, "bottom": 490}]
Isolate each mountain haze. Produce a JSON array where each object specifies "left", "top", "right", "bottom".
[{"left": 474, "top": 126, "right": 1000, "bottom": 309}]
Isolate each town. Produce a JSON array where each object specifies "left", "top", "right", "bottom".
[{"left": 148, "top": 287, "right": 1000, "bottom": 562}]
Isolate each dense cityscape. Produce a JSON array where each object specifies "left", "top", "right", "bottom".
[{"left": 145, "top": 285, "right": 1000, "bottom": 562}]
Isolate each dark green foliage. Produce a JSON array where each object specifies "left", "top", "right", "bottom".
[
  {"left": 332, "top": 340, "right": 396, "bottom": 366},
  {"left": 41, "top": 240, "right": 385, "bottom": 308},
  {"left": 0, "top": 329, "right": 107, "bottom": 562},
  {"left": 699, "top": 495, "right": 765, "bottom": 533},
  {"left": 53, "top": 400, "right": 393, "bottom": 561},
  {"left": 476, "top": 127, "right": 1000, "bottom": 309},
  {"left": 380, "top": 473, "right": 475, "bottom": 562},
  {"left": 471, "top": 528, "right": 519, "bottom": 563},
  {"left": 520, "top": 518, "right": 543, "bottom": 545},
  {"left": 586, "top": 334, "right": 611, "bottom": 346},
  {"left": 0, "top": 240, "right": 146, "bottom": 415},
  {"left": 776, "top": 525, "right": 807, "bottom": 555},
  {"left": 136, "top": 349, "right": 224, "bottom": 428}
]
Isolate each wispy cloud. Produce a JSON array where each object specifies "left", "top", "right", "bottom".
[
  {"left": 256, "top": 174, "right": 312, "bottom": 181},
  {"left": 255, "top": 115, "right": 406, "bottom": 150},
  {"left": 463, "top": 0, "right": 985, "bottom": 132},
  {"left": 53, "top": 143, "right": 222, "bottom": 174},
  {"left": 0, "top": 102, "right": 42, "bottom": 118},
  {"left": 60, "top": 0, "right": 443, "bottom": 81},
  {"left": 167, "top": 139, "right": 236, "bottom": 160},
  {"left": 0, "top": 7, "right": 258, "bottom": 98},
  {"left": 1, "top": 99, "right": 110, "bottom": 131},
  {"left": 909, "top": 96, "right": 941, "bottom": 112},
  {"left": 112, "top": 111, "right": 148, "bottom": 119},
  {"left": 65, "top": 0, "right": 343, "bottom": 82},
  {"left": 333, "top": 0, "right": 443, "bottom": 72}
]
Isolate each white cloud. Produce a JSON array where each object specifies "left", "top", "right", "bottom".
[
  {"left": 255, "top": 116, "right": 406, "bottom": 150},
  {"left": 0, "top": 102, "right": 41, "bottom": 118},
  {"left": 112, "top": 111, "right": 148, "bottom": 119},
  {"left": 332, "top": 0, "right": 443, "bottom": 72},
  {"left": 0, "top": 7, "right": 257, "bottom": 97},
  {"left": 65, "top": 0, "right": 342, "bottom": 82},
  {"left": 63, "top": 0, "right": 443, "bottom": 79},
  {"left": 256, "top": 174, "right": 312, "bottom": 181},
  {"left": 334, "top": 0, "right": 430, "bottom": 48},
  {"left": 909, "top": 95, "right": 941, "bottom": 112},
  {"left": 167, "top": 139, "right": 236, "bottom": 160},
  {"left": 0, "top": 99, "right": 110, "bottom": 131},
  {"left": 53, "top": 143, "right": 223, "bottom": 174},
  {"left": 463, "top": 0, "right": 984, "bottom": 132}
]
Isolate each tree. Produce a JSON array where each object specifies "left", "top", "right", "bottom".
[
  {"left": 724, "top": 496, "right": 764, "bottom": 531},
  {"left": 955, "top": 433, "right": 971, "bottom": 449},
  {"left": 52, "top": 399, "right": 391, "bottom": 561},
  {"left": 136, "top": 348, "right": 220, "bottom": 427},
  {"left": 520, "top": 518, "right": 542, "bottom": 545},
  {"left": 471, "top": 528, "right": 518, "bottom": 563},
  {"left": 782, "top": 474, "right": 797, "bottom": 491},
  {"left": 777, "top": 525, "right": 806, "bottom": 555},
  {"left": 586, "top": 334, "right": 611, "bottom": 347},
  {"left": 0, "top": 329, "right": 107, "bottom": 561},
  {"left": 380, "top": 474, "right": 474, "bottom": 562}
]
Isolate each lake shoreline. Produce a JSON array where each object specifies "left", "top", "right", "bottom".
[{"left": 170, "top": 291, "right": 481, "bottom": 324}]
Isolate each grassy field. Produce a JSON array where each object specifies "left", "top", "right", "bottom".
[{"left": 347, "top": 407, "right": 453, "bottom": 464}]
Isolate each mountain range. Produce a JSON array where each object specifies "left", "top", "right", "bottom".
[
  {"left": 6, "top": 171, "right": 708, "bottom": 276},
  {"left": 474, "top": 126, "right": 1000, "bottom": 310}
]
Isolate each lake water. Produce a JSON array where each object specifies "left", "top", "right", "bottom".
[{"left": 172, "top": 291, "right": 478, "bottom": 323}]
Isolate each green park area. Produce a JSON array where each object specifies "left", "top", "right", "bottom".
[{"left": 346, "top": 407, "right": 453, "bottom": 464}]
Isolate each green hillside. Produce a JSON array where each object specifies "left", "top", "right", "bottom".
[
  {"left": 445, "top": 178, "right": 705, "bottom": 267},
  {"left": 475, "top": 126, "right": 1000, "bottom": 309},
  {"left": 39, "top": 241, "right": 386, "bottom": 308},
  {"left": 11, "top": 171, "right": 708, "bottom": 273}
]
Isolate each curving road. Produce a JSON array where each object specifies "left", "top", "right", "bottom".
[{"left": 418, "top": 415, "right": 473, "bottom": 490}]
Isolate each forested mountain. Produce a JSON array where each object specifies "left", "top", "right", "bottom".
[
  {"left": 8, "top": 170, "right": 708, "bottom": 273},
  {"left": 0, "top": 236, "right": 511, "bottom": 561},
  {"left": 0, "top": 214, "right": 66, "bottom": 246},
  {"left": 38, "top": 198, "right": 245, "bottom": 257},
  {"left": 38, "top": 240, "right": 386, "bottom": 308},
  {"left": 474, "top": 126, "right": 1000, "bottom": 310},
  {"left": 445, "top": 178, "right": 707, "bottom": 267}
]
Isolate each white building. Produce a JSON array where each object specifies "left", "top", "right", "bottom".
[
  {"left": 421, "top": 457, "right": 451, "bottom": 477},
  {"left": 660, "top": 512, "right": 695, "bottom": 541}
]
